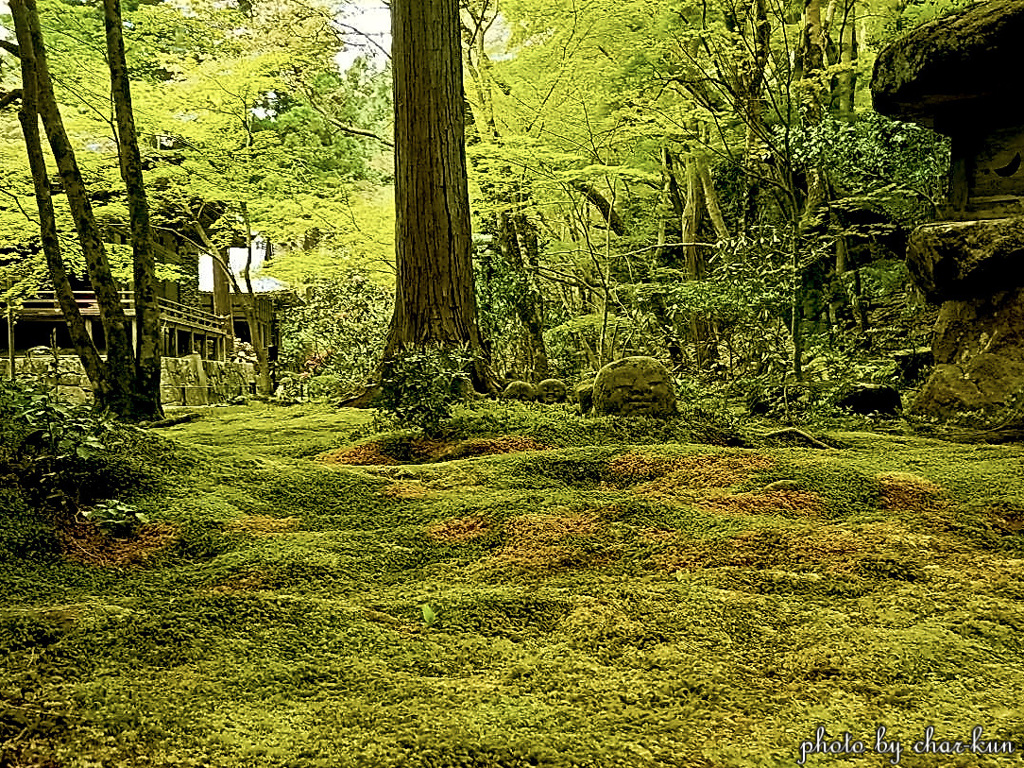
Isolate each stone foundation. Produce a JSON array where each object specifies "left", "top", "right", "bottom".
[{"left": 0, "top": 353, "right": 255, "bottom": 406}]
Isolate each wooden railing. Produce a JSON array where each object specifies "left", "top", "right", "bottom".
[
  {"left": 20, "top": 290, "right": 133, "bottom": 315},
  {"left": 18, "top": 291, "right": 227, "bottom": 336},
  {"left": 159, "top": 297, "right": 226, "bottom": 335}
]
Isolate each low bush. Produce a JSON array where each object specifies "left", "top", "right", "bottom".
[{"left": 374, "top": 346, "right": 475, "bottom": 437}]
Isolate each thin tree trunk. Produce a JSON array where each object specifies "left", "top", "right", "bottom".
[
  {"left": 696, "top": 155, "right": 730, "bottom": 241},
  {"left": 651, "top": 150, "right": 686, "bottom": 367},
  {"left": 240, "top": 203, "right": 272, "bottom": 396},
  {"left": 212, "top": 248, "right": 235, "bottom": 356},
  {"left": 10, "top": 5, "right": 106, "bottom": 392},
  {"left": 681, "top": 155, "right": 717, "bottom": 367},
  {"left": 799, "top": 0, "right": 828, "bottom": 238},
  {"left": 837, "top": 0, "right": 857, "bottom": 118},
  {"left": 193, "top": 218, "right": 268, "bottom": 394},
  {"left": 20, "top": 0, "right": 134, "bottom": 372},
  {"left": 740, "top": 0, "right": 770, "bottom": 231},
  {"left": 104, "top": 0, "right": 162, "bottom": 419},
  {"left": 461, "top": 7, "right": 549, "bottom": 379},
  {"left": 791, "top": 0, "right": 830, "bottom": 380},
  {"left": 501, "top": 208, "right": 550, "bottom": 378}
]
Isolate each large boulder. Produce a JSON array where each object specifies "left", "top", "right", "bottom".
[
  {"left": 872, "top": 0, "right": 1024, "bottom": 423},
  {"left": 904, "top": 220, "right": 1024, "bottom": 421},
  {"left": 909, "top": 284, "right": 1024, "bottom": 418},
  {"left": 872, "top": 0, "right": 1024, "bottom": 129},
  {"left": 592, "top": 357, "right": 676, "bottom": 418}
]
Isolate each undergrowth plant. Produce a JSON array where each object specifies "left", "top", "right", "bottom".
[
  {"left": 0, "top": 376, "right": 166, "bottom": 524},
  {"left": 81, "top": 499, "right": 149, "bottom": 538},
  {"left": 375, "top": 346, "right": 475, "bottom": 437}
]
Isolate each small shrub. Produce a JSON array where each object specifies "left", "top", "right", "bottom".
[
  {"left": 278, "top": 271, "right": 393, "bottom": 391},
  {"left": 0, "top": 377, "right": 174, "bottom": 519},
  {"left": 81, "top": 499, "right": 149, "bottom": 538},
  {"left": 375, "top": 346, "right": 474, "bottom": 437}
]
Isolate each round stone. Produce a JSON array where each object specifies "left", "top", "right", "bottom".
[{"left": 501, "top": 380, "right": 538, "bottom": 402}]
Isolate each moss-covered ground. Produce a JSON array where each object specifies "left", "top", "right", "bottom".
[{"left": 3, "top": 402, "right": 1024, "bottom": 768}]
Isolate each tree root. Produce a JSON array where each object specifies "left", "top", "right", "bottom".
[
  {"left": 762, "top": 427, "right": 834, "bottom": 450},
  {"left": 142, "top": 412, "right": 203, "bottom": 428}
]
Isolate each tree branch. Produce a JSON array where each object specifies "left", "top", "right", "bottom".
[
  {"left": 0, "top": 40, "right": 19, "bottom": 58},
  {"left": 0, "top": 89, "right": 23, "bottom": 109},
  {"left": 570, "top": 181, "right": 626, "bottom": 236},
  {"left": 296, "top": 75, "right": 393, "bottom": 147}
]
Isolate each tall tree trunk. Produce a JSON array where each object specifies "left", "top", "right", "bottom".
[
  {"left": 11, "top": 0, "right": 140, "bottom": 416},
  {"left": 681, "top": 155, "right": 717, "bottom": 368},
  {"left": 791, "top": 0, "right": 830, "bottom": 380},
  {"left": 740, "top": 0, "right": 770, "bottom": 231},
  {"left": 836, "top": 0, "right": 857, "bottom": 118},
  {"left": 799, "top": 0, "right": 828, "bottom": 238},
  {"left": 10, "top": 5, "right": 106, "bottom": 391},
  {"left": 386, "top": 0, "right": 492, "bottom": 388},
  {"left": 104, "top": 0, "right": 162, "bottom": 419},
  {"left": 651, "top": 148, "right": 686, "bottom": 367}
]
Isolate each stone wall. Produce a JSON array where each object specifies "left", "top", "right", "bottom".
[{"left": 0, "top": 353, "right": 255, "bottom": 406}]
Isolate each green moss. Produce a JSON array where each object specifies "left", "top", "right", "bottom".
[{"left": 3, "top": 403, "right": 1024, "bottom": 767}]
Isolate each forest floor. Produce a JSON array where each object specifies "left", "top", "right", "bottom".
[{"left": 3, "top": 402, "right": 1024, "bottom": 768}]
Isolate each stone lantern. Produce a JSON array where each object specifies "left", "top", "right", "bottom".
[
  {"left": 872, "top": 0, "right": 1024, "bottom": 423},
  {"left": 873, "top": 0, "right": 1024, "bottom": 221}
]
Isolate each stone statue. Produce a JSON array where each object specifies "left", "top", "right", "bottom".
[
  {"left": 592, "top": 356, "right": 676, "bottom": 417},
  {"left": 501, "top": 380, "right": 538, "bottom": 402},
  {"left": 536, "top": 378, "right": 568, "bottom": 404}
]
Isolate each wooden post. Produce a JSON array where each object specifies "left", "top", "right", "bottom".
[
  {"left": 4, "top": 276, "right": 13, "bottom": 380},
  {"left": 5, "top": 309, "right": 14, "bottom": 381}
]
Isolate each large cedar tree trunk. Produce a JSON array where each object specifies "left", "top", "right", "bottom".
[{"left": 385, "top": 0, "right": 490, "bottom": 375}]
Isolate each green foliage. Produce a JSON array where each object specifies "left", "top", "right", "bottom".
[
  {"left": 0, "top": 377, "right": 114, "bottom": 484},
  {"left": 375, "top": 347, "right": 475, "bottom": 437},
  {"left": 0, "top": 377, "right": 179, "bottom": 525},
  {"left": 807, "top": 113, "right": 950, "bottom": 226},
  {"left": 279, "top": 271, "right": 393, "bottom": 392},
  {"left": 81, "top": 499, "right": 149, "bottom": 538}
]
